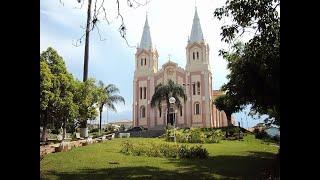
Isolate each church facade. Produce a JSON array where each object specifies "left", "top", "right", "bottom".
[{"left": 132, "top": 8, "right": 235, "bottom": 129}]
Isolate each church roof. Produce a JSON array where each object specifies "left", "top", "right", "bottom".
[
  {"left": 212, "top": 90, "right": 225, "bottom": 99},
  {"left": 189, "top": 7, "right": 204, "bottom": 43},
  {"left": 139, "top": 15, "right": 152, "bottom": 50}
]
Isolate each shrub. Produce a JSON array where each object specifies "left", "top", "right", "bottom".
[
  {"left": 253, "top": 128, "right": 270, "bottom": 139},
  {"left": 159, "top": 143, "right": 179, "bottom": 158},
  {"left": 120, "top": 141, "right": 133, "bottom": 155},
  {"left": 119, "top": 124, "right": 126, "bottom": 132},
  {"left": 189, "top": 145, "right": 209, "bottom": 159},
  {"left": 227, "top": 126, "right": 240, "bottom": 136},
  {"left": 177, "top": 144, "right": 190, "bottom": 158},
  {"left": 165, "top": 128, "right": 224, "bottom": 143},
  {"left": 89, "top": 128, "right": 99, "bottom": 133},
  {"left": 105, "top": 124, "right": 115, "bottom": 132},
  {"left": 66, "top": 122, "right": 76, "bottom": 133},
  {"left": 188, "top": 128, "right": 206, "bottom": 143},
  {"left": 120, "top": 141, "right": 209, "bottom": 159},
  {"left": 51, "top": 129, "right": 60, "bottom": 135},
  {"left": 145, "top": 143, "right": 162, "bottom": 157},
  {"left": 272, "top": 135, "right": 280, "bottom": 142},
  {"left": 205, "top": 129, "right": 224, "bottom": 143}
]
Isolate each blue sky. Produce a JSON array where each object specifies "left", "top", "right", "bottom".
[{"left": 40, "top": 0, "right": 266, "bottom": 128}]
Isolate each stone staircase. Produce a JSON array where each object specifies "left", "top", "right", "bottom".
[{"left": 129, "top": 129, "right": 165, "bottom": 138}]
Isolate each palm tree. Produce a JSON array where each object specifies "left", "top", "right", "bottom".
[
  {"left": 151, "top": 79, "right": 187, "bottom": 125},
  {"left": 97, "top": 81, "right": 125, "bottom": 133}
]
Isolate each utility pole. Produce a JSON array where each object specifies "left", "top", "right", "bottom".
[{"left": 83, "top": 0, "right": 92, "bottom": 82}]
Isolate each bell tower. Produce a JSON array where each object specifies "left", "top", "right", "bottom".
[
  {"left": 186, "top": 7, "right": 210, "bottom": 72},
  {"left": 133, "top": 14, "right": 158, "bottom": 128},
  {"left": 185, "top": 7, "right": 213, "bottom": 127},
  {"left": 134, "top": 15, "right": 158, "bottom": 77}
]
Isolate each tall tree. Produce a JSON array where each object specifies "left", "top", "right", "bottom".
[
  {"left": 214, "top": 0, "right": 280, "bottom": 125},
  {"left": 56, "top": 73, "right": 79, "bottom": 139},
  {"left": 41, "top": 47, "right": 69, "bottom": 141},
  {"left": 214, "top": 94, "right": 242, "bottom": 137},
  {"left": 74, "top": 78, "right": 99, "bottom": 129},
  {"left": 151, "top": 80, "right": 187, "bottom": 125},
  {"left": 40, "top": 59, "right": 54, "bottom": 142},
  {"left": 97, "top": 81, "right": 125, "bottom": 133},
  {"left": 40, "top": 47, "right": 79, "bottom": 140}
]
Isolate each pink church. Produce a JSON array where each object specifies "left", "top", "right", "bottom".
[{"left": 132, "top": 8, "right": 235, "bottom": 129}]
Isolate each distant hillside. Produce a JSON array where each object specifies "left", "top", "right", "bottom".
[{"left": 110, "top": 120, "right": 133, "bottom": 128}]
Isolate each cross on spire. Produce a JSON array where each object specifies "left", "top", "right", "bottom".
[{"left": 168, "top": 54, "right": 171, "bottom": 61}]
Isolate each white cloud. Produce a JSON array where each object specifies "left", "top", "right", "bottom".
[{"left": 41, "top": 0, "right": 87, "bottom": 30}]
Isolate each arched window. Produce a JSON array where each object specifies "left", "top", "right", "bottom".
[
  {"left": 194, "top": 102, "right": 200, "bottom": 115},
  {"left": 180, "top": 106, "right": 183, "bottom": 116},
  {"left": 192, "top": 52, "right": 195, "bottom": 60},
  {"left": 140, "top": 106, "right": 146, "bottom": 118},
  {"left": 197, "top": 52, "right": 199, "bottom": 59},
  {"left": 144, "top": 58, "right": 146, "bottom": 65},
  {"left": 141, "top": 58, "right": 143, "bottom": 66},
  {"left": 159, "top": 107, "right": 162, "bottom": 117}
]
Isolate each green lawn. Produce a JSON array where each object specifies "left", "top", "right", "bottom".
[{"left": 40, "top": 135, "right": 279, "bottom": 179}]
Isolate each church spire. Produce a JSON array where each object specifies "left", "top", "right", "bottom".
[
  {"left": 189, "top": 7, "right": 204, "bottom": 43},
  {"left": 139, "top": 14, "right": 152, "bottom": 50}
]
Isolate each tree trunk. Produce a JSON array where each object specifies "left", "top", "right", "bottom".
[
  {"left": 63, "top": 118, "right": 67, "bottom": 140},
  {"left": 83, "top": 0, "right": 92, "bottom": 82},
  {"left": 225, "top": 114, "right": 232, "bottom": 138},
  {"left": 41, "top": 110, "right": 48, "bottom": 142},
  {"left": 238, "top": 122, "right": 241, "bottom": 139},
  {"left": 227, "top": 114, "right": 232, "bottom": 127},
  {"left": 99, "top": 109, "right": 102, "bottom": 134},
  {"left": 41, "top": 121, "right": 47, "bottom": 142}
]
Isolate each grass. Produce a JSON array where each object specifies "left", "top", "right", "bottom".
[{"left": 40, "top": 135, "right": 279, "bottom": 179}]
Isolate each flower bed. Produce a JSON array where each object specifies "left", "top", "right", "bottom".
[
  {"left": 165, "top": 128, "right": 224, "bottom": 143},
  {"left": 120, "top": 141, "right": 209, "bottom": 159}
]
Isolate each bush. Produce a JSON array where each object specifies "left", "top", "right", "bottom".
[
  {"left": 253, "top": 128, "right": 270, "bottom": 139},
  {"left": 119, "top": 124, "right": 126, "bottom": 132},
  {"left": 165, "top": 128, "right": 224, "bottom": 143},
  {"left": 90, "top": 132, "right": 100, "bottom": 138},
  {"left": 205, "top": 129, "right": 224, "bottom": 143},
  {"left": 89, "top": 128, "right": 99, "bottom": 133},
  {"left": 272, "top": 135, "right": 280, "bottom": 142},
  {"left": 189, "top": 128, "right": 206, "bottom": 143},
  {"left": 227, "top": 126, "right": 240, "bottom": 136},
  {"left": 51, "top": 129, "right": 60, "bottom": 135},
  {"left": 105, "top": 124, "right": 116, "bottom": 132},
  {"left": 120, "top": 141, "right": 209, "bottom": 159},
  {"left": 66, "top": 123, "right": 76, "bottom": 133},
  {"left": 189, "top": 145, "right": 209, "bottom": 159}
]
